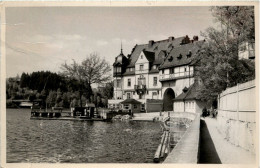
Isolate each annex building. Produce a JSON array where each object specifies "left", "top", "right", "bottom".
[{"left": 108, "top": 35, "right": 207, "bottom": 113}]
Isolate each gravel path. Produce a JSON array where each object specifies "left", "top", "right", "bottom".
[{"left": 204, "top": 117, "right": 256, "bottom": 164}]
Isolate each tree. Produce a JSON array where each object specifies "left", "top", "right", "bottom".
[
  {"left": 61, "top": 52, "right": 111, "bottom": 106},
  {"left": 194, "top": 6, "right": 255, "bottom": 103},
  {"left": 211, "top": 6, "right": 254, "bottom": 42},
  {"left": 100, "top": 82, "right": 114, "bottom": 99},
  {"left": 46, "top": 91, "right": 57, "bottom": 108}
]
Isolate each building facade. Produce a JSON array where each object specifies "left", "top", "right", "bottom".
[{"left": 108, "top": 35, "right": 205, "bottom": 113}]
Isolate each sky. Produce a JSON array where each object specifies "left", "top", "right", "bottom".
[{"left": 5, "top": 6, "right": 217, "bottom": 78}]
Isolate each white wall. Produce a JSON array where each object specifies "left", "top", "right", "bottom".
[
  {"left": 123, "top": 75, "right": 136, "bottom": 90},
  {"left": 218, "top": 80, "right": 256, "bottom": 153},
  {"left": 135, "top": 52, "right": 149, "bottom": 74},
  {"left": 161, "top": 77, "right": 194, "bottom": 98},
  {"left": 174, "top": 100, "right": 196, "bottom": 113},
  {"left": 174, "top": 101, "right": 184, "bottom": 112}
]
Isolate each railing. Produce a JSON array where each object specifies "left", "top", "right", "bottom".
[
  {"left": 134, "top": 84, "right": 146, "bottom": 90},
  {"left": 113, "top": 72, "right": 122, "bottom": 77},
  {"left": 159, "top": 71, "right": 194, "bottom": 81}
]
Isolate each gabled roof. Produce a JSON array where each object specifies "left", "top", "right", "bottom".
[
  {"left": 127, "top": 36, "right": 185, "bottom": 67},
  {"left": 159, "top": 40, "right": 205, "bottom": 69},
  {"left": 174, "top": 83, "right": 198, "bottom": 101},
  {"left": 173, "top": 83, "right": 198, "bottom": 101}
]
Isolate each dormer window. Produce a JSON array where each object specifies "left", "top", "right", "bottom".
[
  {"left": 187, "top": 50, "right": 192, "bottom": 58},
  {"left": 177, "top": 54, "right": 182, "bottom": 59},
  {"left": 168, "top": 56, "right": 173, "bottom": 62}
]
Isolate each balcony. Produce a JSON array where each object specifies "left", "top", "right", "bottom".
[
  {"left": 159, "top": 71, "right": 194, "bottom": 82},
  {"left": 113, "top": 72, "right": 122, "bottom": 77},
  {"left": 134, "top": 84, "right": 146, "bottom": 95}
]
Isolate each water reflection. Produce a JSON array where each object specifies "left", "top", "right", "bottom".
[{"left": 7, "top": 109, "right": 162, "bottom": 163}]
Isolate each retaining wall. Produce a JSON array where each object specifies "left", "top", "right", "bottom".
[
  {"left": 217, "top": 80, "right": 256, "bottom": 153},
  {"left": 163, "top": 112, "right": 200, "bottom": 163}
]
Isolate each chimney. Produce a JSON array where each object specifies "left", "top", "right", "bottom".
[
  {"left": 148, "top": 40, "right": 154, "bottom": 48},
  {"left": 168, "top": 36, "right": 175, "bottom": 41},
  {"left": 193, "top": 36, "right": 199, "bottom": 41}
]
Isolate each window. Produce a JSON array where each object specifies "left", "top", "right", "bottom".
[
  {"left": 114, "top": 79, "right": 121, "bottom": 88},
  {"left": 138, "top": 75, "right": 146, "bottom": 85},
  {"left": 124, "top": 104, "right": 129, "bottom": 109},
  {"left": 153, "top": 77, "right": 157, "bottom": 86},
  {"left": 141, "top": 55, "right": 143, "bottom": 59},
  {"left": 127, "top": 93, "right": 131, "bottom": 99},
  {"left": 152, "top": 65, "right": 157, "bottom": 70},
  {"left": 162, "top": 69, "right": 164, "bottom": 74},
  {"left": 140, "top": 64, "right": 144, "bottom": 70},
  {"left": 134, "top": 104, "right": 137, "bottom": 109},
  {"left": 170, "top": 68, "right": 174, "bottom": 74},
  {"left": 184, "top": 67, "right": 187, "bottom": 72},
  {"left": 141, "top": 104, "right": 145, "bottom": 111},
  {"left": 152, "top": 92, "right": 157, "bottom": 99},
  {"left": 116, "top": 67, "right": 121, "bottom": 72},
  {"left": 128, "top": 79, "right": 131, "bottom": 87}
]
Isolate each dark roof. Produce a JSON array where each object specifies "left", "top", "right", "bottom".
[
  {"left": 159, "top": 40, "right": 205, "bottom": 69},
  {"left": 174, "top": 83, "right": 198, "bottom": 101},
  {"left": 113, "top": 50, "right": 128, "bottom": 66},
  {"left": 149, "top": 69, "right": 159, "bottom": 74},
  {"left": 142, "top": 50, "right": 155, "bottom": 62},
  {"left": 146, "top": 99, "right": 163, "bottom": 103},
  {"left": 120, "top": 99, "right": 142, "bottom": 104},
  {"left": 127, "top": 36, "right": 185, "bottom": 67},
  {"left": 123, "top": 71, "right": 135, "bottom": 76}
]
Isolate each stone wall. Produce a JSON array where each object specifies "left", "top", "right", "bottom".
[
  {"left": 163, "top": 112, "right": 200, "bottom": 163},
  {"left": 217, "top": 80, "right": 256, "bottom": 153}
]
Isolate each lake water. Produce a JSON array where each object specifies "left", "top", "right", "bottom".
[{"left": 7, "top": 108, "right": 163, "bottom": 163}]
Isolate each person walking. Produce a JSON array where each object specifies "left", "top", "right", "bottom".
[{"left": 202, "top": 107, "right": 207, "bottom": 118}]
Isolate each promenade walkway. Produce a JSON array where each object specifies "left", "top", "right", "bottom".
[{"left": 201, "top": 117, "right": 256, "bottom": 164}]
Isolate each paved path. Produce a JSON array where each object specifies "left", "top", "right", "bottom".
[{"left": 203, "top": 117, "right": 256, "bottom": 164}]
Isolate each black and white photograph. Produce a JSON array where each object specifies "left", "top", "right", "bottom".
[{"left": 1, "top": 2, "right": 258, "bottom": 167}]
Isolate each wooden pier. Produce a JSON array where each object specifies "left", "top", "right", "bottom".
[{"left": 30, "top": 106, "right": 113, "bottom": 121}]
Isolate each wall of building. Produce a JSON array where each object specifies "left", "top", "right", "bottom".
[
  {"left": 174, "top": 100, "right": 198, "bottom": 113},
  {"left": 174, "top": 101, "right": 184, "bottom": 112},
  {"left": 238, "top": 41, "right": 255, "bottom": 60},
  {"left": 123, "top": 75, "right": 136, "bottom": 91},
  {"left": 217, "top": 80, "right": 256, "bottom": 153},
  {"left": 161, "top": 77, "right": 194, "bottom": 98},
  {"left": 135, "top": 52, "right": 149, "bottom": 74}
]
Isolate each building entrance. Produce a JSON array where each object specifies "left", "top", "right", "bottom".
[{"left": 163, "top": 88, "right": 175, "bottom": 111}]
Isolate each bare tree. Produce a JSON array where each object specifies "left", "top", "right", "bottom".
[
  {"left": 81, "top": 52, "right": 111, "bottom": 85},
  {"left": 61, "top": 52, "right": 111, "bottom": 107}
]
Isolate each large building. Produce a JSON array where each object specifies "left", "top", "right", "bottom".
[{"left": 108, "top": 35, "right": 206, "bottom": 113}]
